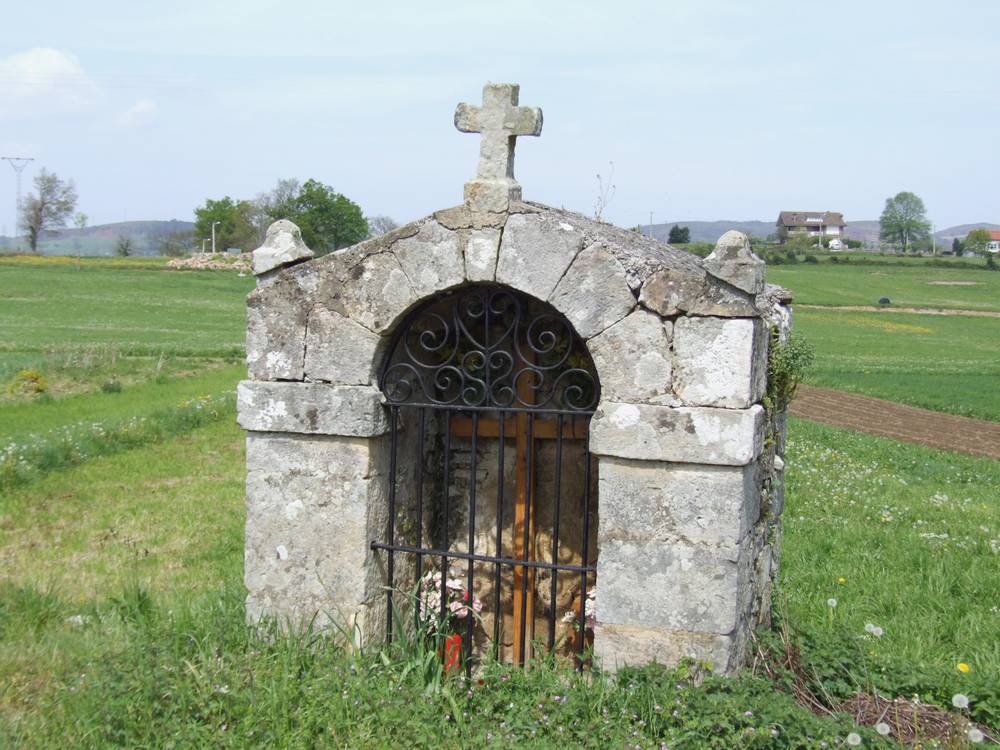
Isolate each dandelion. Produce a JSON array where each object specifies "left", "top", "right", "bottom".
[
  {"left": 846, "top": 731, "right": 862, "bottom": 746},
  {"left": 864, "top": 623, "right": 884, "bottom": 637},
  {"left": 827, "top": 598, "right": 837, "bottom": 608},
  {"left": 957, "top": 662, "right": 970, "bottom": 673},
  {"left": 837, "top": 577, "right": 846, "bottom": 584},
  {"left": 967, "top": 727, "right": 985, "bottom": 743},
  {"left": 952, "top": 693, "right": 970, "bottom": 709},
  {"left": 874, "top": 722, "right": 890, "bottom": 736}
]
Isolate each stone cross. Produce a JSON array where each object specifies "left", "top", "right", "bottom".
[{"left": 455, "top": 82, "right": 542, "bottom": 213}]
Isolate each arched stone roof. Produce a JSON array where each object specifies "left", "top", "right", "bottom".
[{"left": 246, "top": 201, "right": 764, "bottom": 391}]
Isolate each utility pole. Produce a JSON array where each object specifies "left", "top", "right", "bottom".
[
  {"left": 211, "top": 221, "right": 221, "bottom": 254},
  {"left": 2, "top": 157, "right": 34, "bottom": 245},
  {"left": 649, "top": 210, "right": 654, "bottom": 238}
]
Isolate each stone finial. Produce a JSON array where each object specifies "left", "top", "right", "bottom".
[
  {"left": 252, "top": 219, "right": 315, "bottom": 276},
  {"left": 703, "top": 230, "right": 765, "bottom": 295},
  {"left": 455, "top": 82, "right": 542, "bottom": 213}
]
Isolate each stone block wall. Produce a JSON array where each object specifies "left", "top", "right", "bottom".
[{"left": 238, "top": 210, "right": 792, "bottom": 675}]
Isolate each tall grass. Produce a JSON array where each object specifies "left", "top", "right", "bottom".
[
  {"left": 0, "top": 391, "right": 235, "bottom": 490},
  {"left": 0, "top": 582, "right": 891, "bottom": 749}
]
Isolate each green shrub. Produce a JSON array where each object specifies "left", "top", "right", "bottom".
[
  {"left": 765, "top": 333, "right": 814, "bottom": 412},
  {"left": 100, "top": 380, "right": 123, "bottom": 394},
  {"left": 6, "top": 368, "right": 48, "bottom": 396},
  {"left": 804, "top": 254, "right": 818, "bottom": 264}
]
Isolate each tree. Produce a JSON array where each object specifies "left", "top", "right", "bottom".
[
  {"left": 267, "top": 178, "right": 368, "bottom": 254},
  {"left": 367, "top": 215, "right": 399, "bottom": 238},
  {"left": 878, "top": 192, "right": 931, "bottom": 253},
  {"left": 667, "top": 224, "right": 690, "bottom": 244},
  {"left": 115, "top": 235, "right": 134, "bottom": 257},
  {"left": 951, "top": 237, "right": 964, "bottom": 256},
  {"left": 193, "top": 197, "right": 257, "bottom": 253},
  {"left": 964, "top": 228, "right": 991, "bottom": 255},
  {"left": 19, "top": 169, "right": 78, "bottom": 253},
  {"left": 155, "top": 231, "right": 193, "bottom": 257}
]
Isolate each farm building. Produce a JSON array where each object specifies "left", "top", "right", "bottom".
[{"left": 776, "top": 211, "right": 846, "bottom": 243}]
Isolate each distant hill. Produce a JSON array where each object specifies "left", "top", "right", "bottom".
[
  {"left": 0, "top": 220, "right": 195, "bottom": 256},
  {"left": 935, "top": 222, "right": 1000, "bottom": 242},
  {"left": 643, "top": 219, "right": 999, "bottom": 245},
  {"left": 642, "top": 220, "right": 776, "bottom": 243}
]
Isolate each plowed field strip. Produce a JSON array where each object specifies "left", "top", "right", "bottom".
[{"left": 790, "top": 384, "right": 1000, "bottom": 459}]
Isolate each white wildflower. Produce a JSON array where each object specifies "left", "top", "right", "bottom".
[
  {"left": 846, "top": 731, "right": 862, "bottom": 746},
  {"left": 952, "top": 693, "right": 970, "bottom": 709}
]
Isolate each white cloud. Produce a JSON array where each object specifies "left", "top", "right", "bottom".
[
  {"left": 118, "top": 98, "right": 158, "bottom": 128},
  {"left": 0, "top": 47, "right": 100, "bottom": 120}
]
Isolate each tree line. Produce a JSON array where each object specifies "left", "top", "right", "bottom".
[
  {"left": 11, "top": 169, "right": 397, "bottom": 257},
  {"left": 193, "top": 178, "right": 396, "bottom": 256}
]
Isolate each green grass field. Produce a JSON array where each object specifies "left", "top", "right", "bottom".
[
  {"left": 1, "top": 254, "right": 998, "bottom": 746},
  {"left": 768, "top": 263, "right": 1000, "bottom": 312},
  {"left": 791, "top": 308, "right": 1000, "bottom": 421},
  {"left": 0, "top": 255, "right": 252, "bottom": 363}
]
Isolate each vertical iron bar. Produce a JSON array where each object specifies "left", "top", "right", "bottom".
[
  {"left": 493, "top": 410, "right": 505, "bottom": 659},
  {"left": 518, "top": 411, "right": 534, "bottom": 665},
  {"left": 440, "top": 410, "right": 452, "bottom": 625},
  {"left": 547, "top": 413, "right": 564, "bottom": 651},
  {"left": 414, "top": 407, "right": 427, "bottom": 623},
  {"left": 577, "top": 417, "right": 592, "bottom": 666},
  {"left": 465, "top": 412, "right": 479, "bottom": 678},
  {"left": 385, "top": 406, "right": 399, "bottom": 644}
]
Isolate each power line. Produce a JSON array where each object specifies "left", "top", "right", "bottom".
[{"left": 2, "top": 157, "right": 35, "bottom": 242}]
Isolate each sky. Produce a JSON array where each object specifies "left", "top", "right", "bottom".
[{"left": 1, "top": 0, "right": 998, "bottom": 236}]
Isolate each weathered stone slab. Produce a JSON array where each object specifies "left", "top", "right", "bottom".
[
  {"left": 638, "top": 267, "right": 758, "bottom": 318},
  {"left": 496, "top": 212, "right": 584, "bottom": 300},
  {"left": 703, "top": 230, "right": 765, "bottom": 295},
  {"left": 596, "top": 536, "right": 752, "bottom": 634},
  {"left": 237, "top": 381, "right": 390, "bottom": 436},
  {"left": 590, "top": 403, "right": 765, "bottom": 465},
  {"left": 593, "top": 620, "right": 748, "bottom": 675},
  {"left": 246, "top": 265, "right": 319, "bottom": 380},
  {"left": 673, "top": 317, "right": 767, "bottom": 408},
  {"left": 588, "top": 310, "right": 674, "bottom": 405},
  {"left": 303, "top": 305, "right": 381, "bottom": 385},
  {"left": 463, "top": 227, "right": 502, "bottom": 282},
  {"left": 598, "top": 457, "right": 760, "bottom": 547},
  {"left": 756, "top": 283, "right": 793, "bottom": 343},
  {"left": 333, "top": 250, "right": 416, "bottom": 334},
  {"left": 391, "top": 221, "right": 464, "bottom": 298},
  {"left": 245, "top": 433, "right": 387, "bottom": 631},
  {"left": 252, "top": 219, "right": 314, "bottom": 276},
  {"left": 433, "top": 205, "right": 507, "bottom": 231},
  {"left": 549, "top": 243, "right": 636, "bottom": 339}
]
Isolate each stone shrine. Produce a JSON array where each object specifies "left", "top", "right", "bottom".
[{"left": 237, "top": 82, "right": 792, "bottom": 674}]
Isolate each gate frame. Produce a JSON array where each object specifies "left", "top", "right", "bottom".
[{"left": 370, "top": 284, "right": 601, "bottom": 672}]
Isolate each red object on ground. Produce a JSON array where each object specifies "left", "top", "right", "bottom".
[{"left": 442, "top": 633, "right": 463, "bottom": 674}]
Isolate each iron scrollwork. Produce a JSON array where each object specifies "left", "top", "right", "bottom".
[{"left": 380, "top": 286, "right": 599, "bottom": 412}]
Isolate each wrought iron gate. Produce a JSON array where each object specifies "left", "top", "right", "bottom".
[{"left": 371, "top": 284, "right": 599, "bottom": 673}]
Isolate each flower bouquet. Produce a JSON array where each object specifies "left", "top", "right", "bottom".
[
  {"left": 418, "top": 567, "right": 483, "bottom": 673},
  {"left": 562, "top": 588, "right": 596, "bottom": 657}
]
